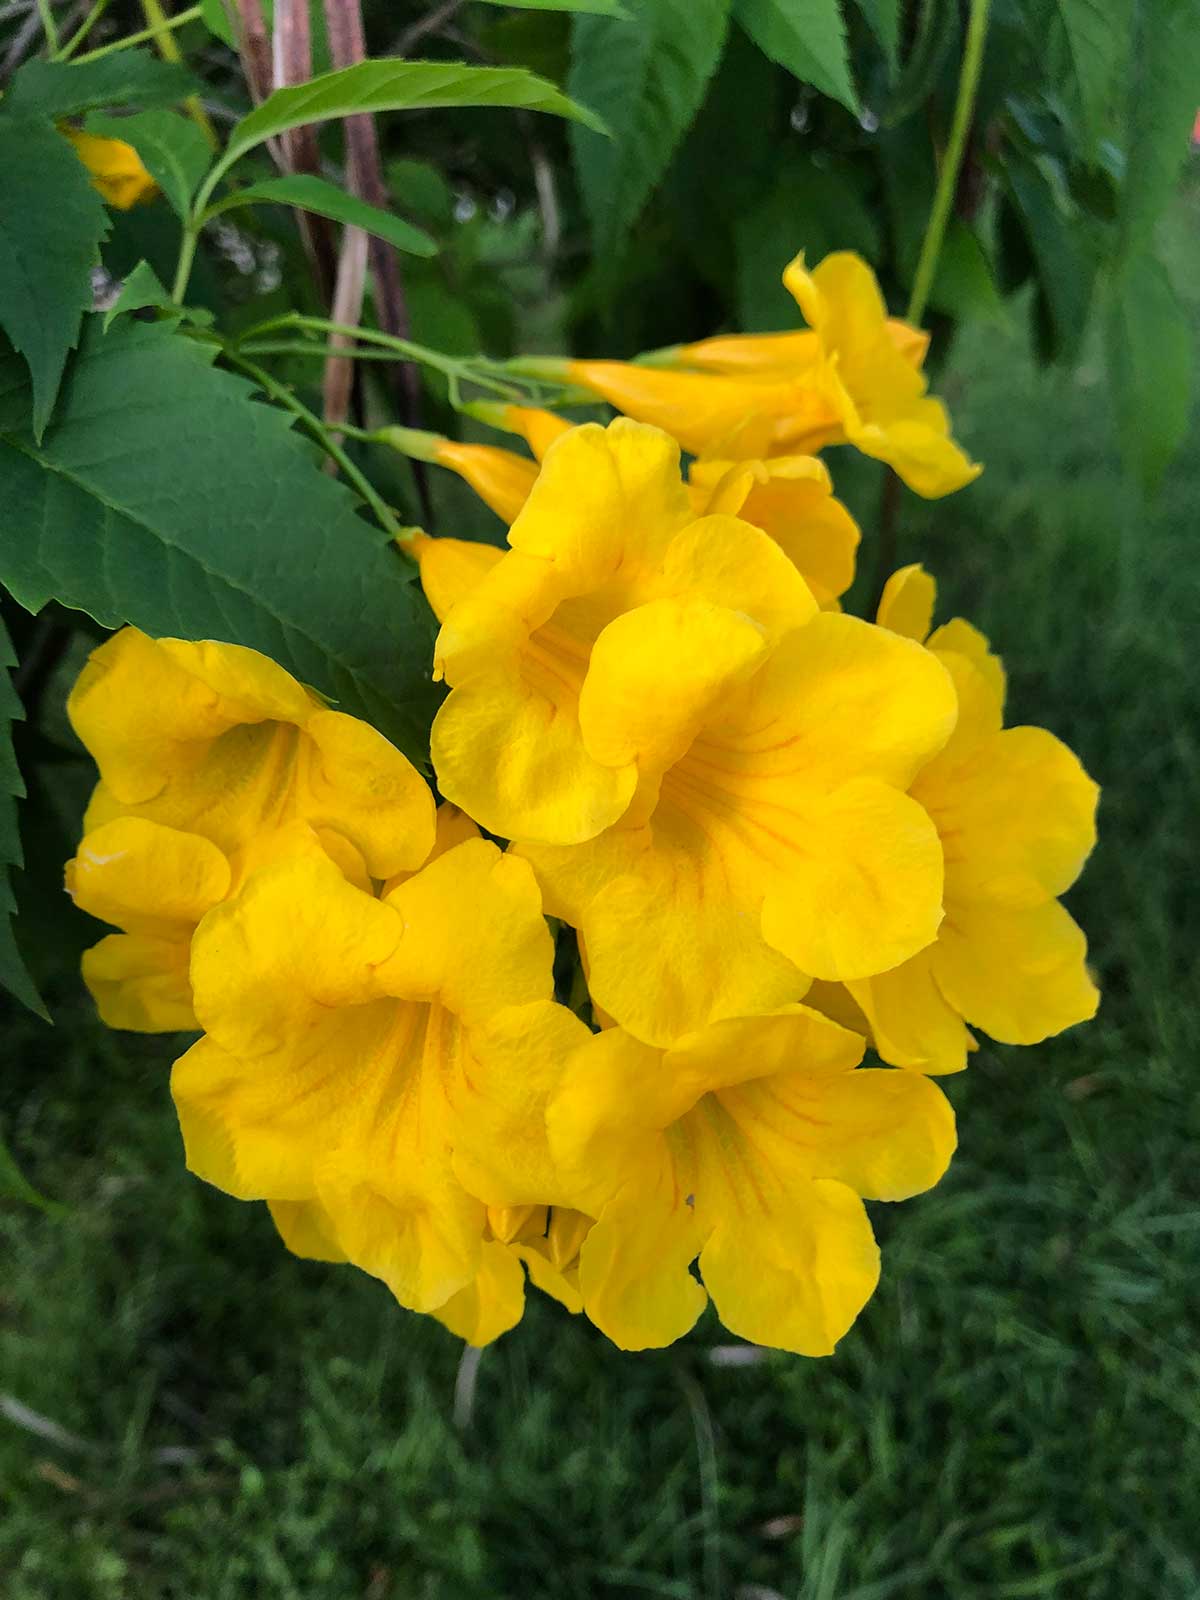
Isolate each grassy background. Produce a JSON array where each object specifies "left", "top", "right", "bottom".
[{"left": 2, "top": 190, "right": 1199, "bottom": 1599}]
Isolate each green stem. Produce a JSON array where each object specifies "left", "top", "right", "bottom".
[
  {"left": 238, "top": 341, "right": 427, "bottom": 364},
  {"left": 56, "top": 0, "right": 113, "bottom": 59},
  {"left": 233, "top": 314, "right": 525, "bottom": 399},
  {"left": 905, "top": 0, "right": 992, "bottom": 327},
  {"left": 223, "top": 352, "right": 405, "bottom": 542},
  {"left": 171, "top": 226, "right": 200, "bottom": 306},
  {"left": 71, "top": 2, "right": 202, "bottom": 61},
  {"left": 35, "top": 0, "right": 60, "bottom": 52}
]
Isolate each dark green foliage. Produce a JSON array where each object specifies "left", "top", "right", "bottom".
[
  {"left": 0, "top": 616, "right": 44, "bottom": 1020},
  {"left": 85, "top": 110, "right": 213, "bottom": 221},
  {"left": 3, "top": 51, "right": 197, "bottom": 120},
  {"left": 0, "top": 317, "right": 441, "bottom": 765}
]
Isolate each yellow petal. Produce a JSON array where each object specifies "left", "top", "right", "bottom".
[
  {"left": 927, "top": 618, "right": 1006, "bottom": 710},
  {"left": 577, "top": 1152, "right": 707, "bottom": 1350},
  {"left": 876, "top": 563, "right": 935, "bottom": 642},
  {"left": 502, "top": 405, "right": 573, "bottom": 461},
  {"left": 431, "top": 1240, "right": 528, "bottom": 1345},
  {"left": 507, "top": 418, "right": 693, "bottom": 581},
  {"left": 81, "top": 932, "right": 196, "bottom": 1032},
  {"left": 66, "top": 817, "right": 230, "bottom": 938},
  {"left": 689, "top": 456, "right": 860, "bottom": 607},
  {"left": 930, "top": 897, "right": 1099, "bottom": 1045},
  {"left": 699, "top": 1177, "right": 878, "bottom": 1356},
  {"left": 578, "top": 596, "right": 770, "bottom": 773},
  {"left": 434, "top": 438, "right": 539, "bottom": 524},
  {"left": 269, "top": 1198, "right": 347, "bottom": 1263},
  {"left": 450, "top": 999, "right": 594, "bottom": 1208},
  {"left": 431, "top": 668, "right": 638, "bottom": 846},
  {"left": 63, "top": 127, "right": 157, "bottom": 209},
  {"left": 382, "top": 800, "right": 479, "bottom": 895},
  {"left": 381, "top": 840, "right": 554, "bottom": 1025},
  {"left": 660, "top": 512, "right": 820, "bottom": 639},
  {"left": 848, "top": 949, "right": 976, "bottom": 1074},
  {"left": 673, "top": 328, "right": 823, "bottom": 375},
  {"left": 760, "top": 777, "right": 945, "bottom": 981},
  {"left": 919, "top": 726, "right": 1098, "bottom": 908},
  {"left": 410, "top": 533, "right": 504, "bottom": 624},
  {"left": 518, "top": 1238, "right": 584, "bottom": 1315},
  {"left": 299, "top": 708, "right": 435, "bottom": 878}
]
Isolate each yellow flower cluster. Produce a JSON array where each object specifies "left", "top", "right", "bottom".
[{"left": 66, "top": 249, "right": 1098, "bottom": 1358}]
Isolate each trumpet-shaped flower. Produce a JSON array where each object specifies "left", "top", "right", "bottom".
[
  {"left": 426, "top": 419, "right": 956, "bottom": 1045},
  {"left": 171, "top": 841, "right": 592, "bottom": 1313},
  {"left": 542, "top": 1005, "right": 955, "bottom": 1354},
  {"left": 836, "top": 567, "right": 1100, "bottom": 1073},
  {"left": 62, "top": 127, "right": 157, "bottom": 209},
  {"left": 539, "top": 251, "right": 979, "bottom": 498},
  {"left": 65, "top": 628, "right": 434, "bottom": 1030}
]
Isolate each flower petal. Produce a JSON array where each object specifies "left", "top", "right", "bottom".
[
  {"left": 269, "top": 1198, "right": 347, "bottom": 1263},
  {"left": 930, "top": 897, "right": 1099, "bottom": 1045},
  {"left": 81, "top": 932, "right": 196, "bottom": 1032},
  {"left": 876, "top": 563, "right": 935, "bottom": 642},
  {"left": 432, "top": 1240, "right": 528, "bottom": 1345},
  {"left": 66, "top": 816, "right": 230, "bottom": 938},
  {"left": 410, "top": 533, "right": 504, "bottom": 624},
  {"left": 760, "top": 777, "right": 945, "bottom": 981},
  {"left": 298, "top": 709, "right": 435, "bottom": 878},
  {"left": 848, "top": 949, "right": 976, "bottom": 1074},
  {"left": 699, "top": 1176, "right": 878, "bottom": 1356},
  {"left": 434, "top": 439, "right": 538, "bottom": 524}
]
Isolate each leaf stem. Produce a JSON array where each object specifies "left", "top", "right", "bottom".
[
  {"left": 56, "top": 0, "right": 113, "bottom": 59},
  {"left": 905, "top": 0, "right": 992, "bottom": 327},
  {"left": 171, "top": 226, "right": 200, "bottom": 305},
  {"left": 71, "top": 2, "right": 202, "bottom": 61},
  {"left": 35, "top": 0, "right": 59, "bottom": 52},
  {"left": 223, "top": 351, "right": 405, "bottom": 541}
]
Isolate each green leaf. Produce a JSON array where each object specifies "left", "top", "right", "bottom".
[
  {"left": 1107, "top": 248, "right": 1192, "bottom": 493},
  {"left": 0, "top": 120, "right": 109, "bottom": 442},
  {"left": 1117, "top": 0, "right": 1200, "bottom": 264},
  {"left": 223, "top": 60, "right": 606, "bottom": 176},
  {"left": 101, "top": 259, "right": 213, "bottom": 329},
  {"left": 1054, "top": 0, "right": 1132, "bottom": 155},
  {"left": 853, "top": 0, "right": 899, "bottom": 73},
  {"left": 0, "top": 1124, "right": 63, "bottom": 1214},
  {"left": 0, "top": 317, "right": 441, "bottom": 766},
  {"left": 3, "top": 50, "right": 196, "bottom": 119},
  {"left": 473, "top": 0, "right": 629, "bottom": 12},
  {"left": 205, "top": 174, "right": 438, "bottom": 258},
  {"left": 734, "top": 0, "right": 859, "bottom": 114},
  {"left": 85, "top": 109, "right": 212, "bottom": 221},
  {"left": 734, "top": 158, "right": 879, "bottom": 330},
  {"left": 0, "top": 616, "right": 48, "bottom": 1021},
  {"left": 1003, "top": 149, "right": 1097, "bottom": 363},
  {"left": 929, "top": 222, "right": 1006, "bottom": 322},
  {"left": 568, "top": 0, "right": 729, "bottom": 259},
  {"left": 200, "top": 0, "right": 251, "bottom": 45}
]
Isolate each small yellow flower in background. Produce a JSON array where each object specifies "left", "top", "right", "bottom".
[
  {"left": 65, "top": 628, "right": 434, "bottom": 1031},
  {"left": 171, "top": 840, "right": 591, "bottom": 1315},
  {"left": 424, "top": 417, "right": 956, "bottom": 1046},
  {"left": 62, "top": 127, "right": 157, "bottom": 210},
  {"left": 540, "top": 1004, "right": 955, "bottom": 1355},
  {"left": 546, "top": 250, "right": 980, "bottom": 499},
  {"left": 827, "top": 565, "right": 1100, "bottom": 1073}
]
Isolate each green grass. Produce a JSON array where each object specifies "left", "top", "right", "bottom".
[{"left": 3, "top": 198, "right": 1200, "bottom": 1598}]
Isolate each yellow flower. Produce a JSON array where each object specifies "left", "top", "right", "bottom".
[
  {"left": 426, "top": 419, "right": 956, "bottom": 1045},
  {"left": 171, "top": 839, "right": 591, "bottom": 1313},
  {"left": 412, "top": 406, "right": 859, "bottom": 609},
  {"left": 62, "top": 127, "right": 157, "bottom": 210},
  {"left": 267, "top": 1195, "right": 587, "bottom": 1347},
  {"left": 834, "top": 566, "right": 1100, "bottom": 1073},
  {"left": 549, "top": 251, "right": 980, "bottom": 498},
  {"left": 64, "top": 628, "right": 434, "bottom": 1031},
  {"left": 544, "top": 1004, "right": 955, "bottom": 1354}
]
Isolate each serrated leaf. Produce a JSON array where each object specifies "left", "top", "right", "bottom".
[
  {"left": 853, "top": 0, "right": 899, "bottom": 73},
  {"left": 1107, "top": 248, "right": 1192, "bottom": 493},
  {"left": 3, "top": 50, "right": 196, "bottom": 119},
  {"left": 1054, "top": 0, "right": 1132, "bottom": 155},
  {"left": 0, "top": 317, "right": 440, "bottom": 765},
  {"left": 224, "top": 60, "right": 606, "bottom": 176},
  {"left": 568, "top": 0, "right": 729, "bottom": 260},
  {"left": 734, "top": 0, "right": 859, "bottom": 114},
  {"left": 0, "top": 616, "right": 48, "bottom": 1020},
  {"left": 205, "top": 174, "right": 437, "bottom": 257},
  {"left": 1117, "top": 0, "right": 1200, "bottom": 264},
  {"left": 0, "top": 120, "right": 109, "bottom": 441},
  {"left": 85, "top": 109, "right": 212, "bottom": 220},
  {"left": 473, "top": 0, "right": 628, "bottom": 12}
]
